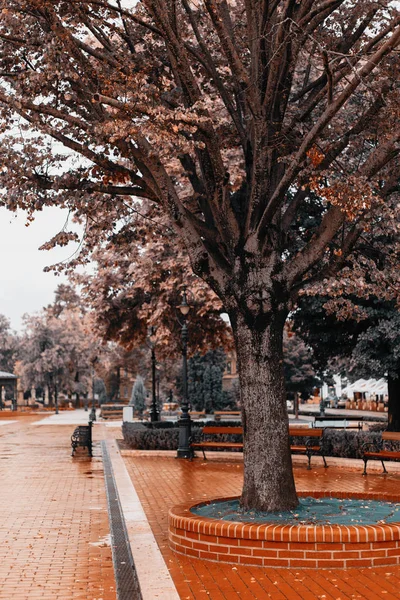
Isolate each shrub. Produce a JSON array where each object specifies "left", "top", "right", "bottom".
[
  {"left": 123, "top": 421, "right": 398, "bottom": 457},
  {"left": 122, "top": 420, "right": 243, "bottom": 450},
  {"left": 122, "top": 424, "right": 180, "bottom": 450},
  {"left": 142, "top": 421, "right": 177, "bottom": 429},
  {"left": 319, "top": 429, "right": 400, "bottom": 459}
]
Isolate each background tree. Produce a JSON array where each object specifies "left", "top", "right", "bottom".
[
  {"left": 183, "top": 349, "right": 226, "bottom": 412},
  {"left": 129, "top": 375, "right": 147, "bottom": 416},
  {"left": 283, "top": 328, "right": 320, "bottom": 401},
  {"left": 70, "top": 206, "right": 233, "bottom": 358},
  {"left": 294, "top": 296, "right": 400, "bottom": 429},
  {"left": 18, "top": 286, "right": 102, "bottom": 404},
  {"left": 0, "top": 315, "right": 19, "bottom": 373},
  {"left": 1, "top": 0, "right": 399, "bottom": 511},
  {"left": 351, "top": 313, "right": 400, "bottom": 430},
  {"left": 19, "top": 313, "right": 68, "bottom": 405}
]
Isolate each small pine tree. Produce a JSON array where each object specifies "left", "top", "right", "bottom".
[
  {"left": 181, "top": 349, "right": 227, "bottom": 412},
  {"left": 129, "top": 375, "right": 146, "bottom": 416}
]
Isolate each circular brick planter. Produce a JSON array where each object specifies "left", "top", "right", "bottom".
[{"left": 169, "top": 492, "right": 400, "bottom": 568}]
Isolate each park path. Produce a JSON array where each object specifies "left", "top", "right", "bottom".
[
  {"left": 0, "top": 414, "right": 116, "bottom": 600},
  {"left": 122, "top": 450, "right": 400, "bottom": 600},
  {"left": 3, "top": 411, "right": 400, "bottom": 600}
]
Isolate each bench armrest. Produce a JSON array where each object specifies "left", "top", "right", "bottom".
[
  {"left": 304, "top": 437, "right": 322, "bottom": 448},
  {"left": 361, "top": 440, "right": 382, "bottom": 454}
]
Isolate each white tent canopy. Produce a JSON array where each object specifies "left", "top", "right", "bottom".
[{"left": 341, "top": 378, "right": 387, "bottom": 397}]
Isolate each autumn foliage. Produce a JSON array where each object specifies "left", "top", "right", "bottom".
[{"left": 0, "top": 1, "right": 399, "bottom": 510}]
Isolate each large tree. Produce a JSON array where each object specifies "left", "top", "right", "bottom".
[{"left": 0, "top": 1, "right": 399, "bottom": 510}]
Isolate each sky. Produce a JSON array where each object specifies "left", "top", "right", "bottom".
[{"left": 0, "top": 206, "right": 82, "bottom": 331}]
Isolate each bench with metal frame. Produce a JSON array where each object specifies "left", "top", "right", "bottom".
[
  {"left": 313, "top": 416, "right": 363, "bottom": 430},
  {"left": 191, "top": 425, "right": 328, "bottom": 469},
  {"left": 290, "top": 427, "right": 328, "bottom": 470},
  {"left": 362, "top": 431, "right": 400, "bottom": 475},
  {"left": 189, "top": 411, "right": 206, "bottom": 420},
  {"left": 71, "top": 421, "right": 93, "bottom": 457},
  {"left": 190, "top": 426, "right": 243, "bottom": 459}
]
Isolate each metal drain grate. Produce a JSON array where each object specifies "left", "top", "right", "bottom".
[{"left": 102, "top": 441, "right": 143, "bottom": 600}]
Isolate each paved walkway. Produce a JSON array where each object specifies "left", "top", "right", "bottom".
[
  {"left": 0, "top": 414, "right": 115, "bottom": 599},
  {"left": 122, "top": 452, "right": 400, "bottom": 600},
  {"left": 1, "top": 410, "right": 400, "bottom": 600}
]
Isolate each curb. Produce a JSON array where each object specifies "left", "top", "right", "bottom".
[{"left": 106, "top": 439, "right": 180, "bottom": 600}]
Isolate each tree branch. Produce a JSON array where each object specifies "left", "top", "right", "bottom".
[{"left": 257, "top": 24, "right": 400, "bottom": 237}]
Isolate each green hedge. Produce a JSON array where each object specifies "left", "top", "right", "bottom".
[
  {"left": 122, "top": 424, "right": 181, "bottom": 450},
  {"left": 122, "top": 422, "right": 400, "bottom": 457},
  {"left": 122, "top": 420, "right": 242, "bottom": 450},
  {"left": 319, "top": 430, "right": 379, "bottom": 459}
]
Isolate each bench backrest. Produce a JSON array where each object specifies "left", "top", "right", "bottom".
[
  {"left": 202, "top": 426, "right": 324, "bottom": 436},
  {"left": 203, "top": 426, "right": 243, "bottom": 435},
  {"left": 382, "top": 432, "right": 400, "bottom": 442},
  {"left": 214, "top": 411, "right": 241, "bottom": 415},
  {"left": 289, "top": 427, "right": 323, "bottom": 437}
]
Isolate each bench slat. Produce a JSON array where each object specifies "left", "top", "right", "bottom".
[
  {"left": 202, "top": 426, "right": 243, "bottom": 435},
  {"left": 382, "top": 432, "right": 400, "bottom": 442},
  {"left": 365, "top": 451, "right": 400, "bottom": 459},
  {"left": 191, "top": 442, "right": 243, "bottom": 449},
  {"left": 289, "top": 427, "right": 323, "bottom": 437}
]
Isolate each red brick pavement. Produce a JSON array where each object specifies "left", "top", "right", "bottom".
[
  {"left": 123, "top": 453, "right": 400, "bottom": 600},
  {"left": 0, "top": 416, "right": 116, "bottom": 600}
]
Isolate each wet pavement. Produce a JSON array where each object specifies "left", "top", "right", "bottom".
[
  {"left": 2, "top": 410, "right": 400, "bottom": 600},
  {"left": 123, "top": 452, "right": 400, "bottom": 600},
  {"left": 0, "top": 414, "right": 116, "bottom": 600}
]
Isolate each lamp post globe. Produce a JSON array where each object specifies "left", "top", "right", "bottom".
[{"left": 176, "top": 287, "right": 193, "bottom": 459}]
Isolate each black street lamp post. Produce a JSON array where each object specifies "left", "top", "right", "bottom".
[
  {"left": 90, "top": 366, "right": 97, "bottom": 422},
  {"left": 176, "top": 287, "right": 192, "bottom": 459},
  {"left": 148, "top": 327, "right": 159, "bottom": 422},
  {"left": 89, "top": 356, "right": 97, "bottom": 421}
]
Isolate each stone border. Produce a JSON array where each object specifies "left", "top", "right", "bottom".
[
  {"left": 107, "top": 439, "right": 180, "bottom": 599},
  {"left": 169, "top": 492, "right": 400, "bottom": 568}
]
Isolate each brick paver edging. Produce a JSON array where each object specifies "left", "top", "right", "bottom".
[{"left": 169, "top": 492, "right": 400, "bottom": 569}]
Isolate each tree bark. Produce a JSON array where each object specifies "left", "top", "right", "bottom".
[
  {"left": 387, "top": 372, "right": 400, "bottom": 432},
  {"left": 230, "top": 310, "right": 298, "bottom": 512}
]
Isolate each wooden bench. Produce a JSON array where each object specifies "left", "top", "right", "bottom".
[
  {"left": 71, "top": 422, "right": 93, "bottom": 457},
  {"left": 362, "top": 432, "right": 400, "bottom": 475},
  {"left": 189, "top": 411, "right": 206, "bottom": 419},
  {"left": 214, "top": 411, "right": 241, "bottom": 421},
  {"left": 313, "top": 416, "right": 363, "bottom": 430},
  {"left": 290, "top": 427, "right": 327, "bottom": 470},
  {"left": 191, "top": 426, "right": 328, "bottom": 469},
  {"left": 190, "top": 426, "right": 243, "bottom": 459}
]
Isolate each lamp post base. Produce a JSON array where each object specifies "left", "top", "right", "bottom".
[
  {"left": 176, "top": 448, "right": 193, "bottom": 459},
  {"left": 319, "top": 401, "right": 325, "bottom": 417},
  {"left": 150, "top": 409, "right": 159, "bottom": 422},
  {"left": 176, "top": 410, "right": 192, "bottom": 459}
]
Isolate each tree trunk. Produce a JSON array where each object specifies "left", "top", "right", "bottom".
[
  {"left": 387, "top": 373, "right": 400, "bottom": 432},
  {"left": 231, "top": 310, "right": 298, "bottom": 512}
]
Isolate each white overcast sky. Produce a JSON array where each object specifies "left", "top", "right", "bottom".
[{"left": 0, "top": 206, "right": 82, "bottom": 331}]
